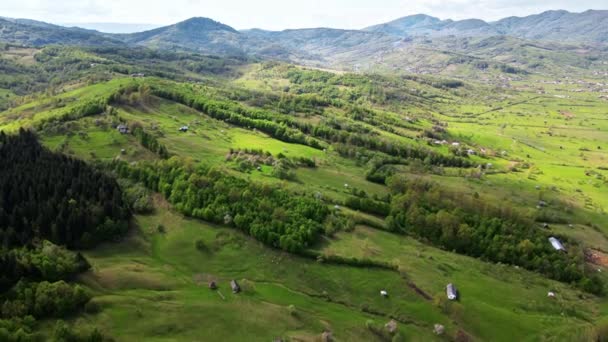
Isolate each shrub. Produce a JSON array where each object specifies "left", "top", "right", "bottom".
[
  {"left": 84, "top": 300, "right": 102, "bottom": 314},
  {"left": 195, "top": 239, "right": 207, "bottom": 252}
]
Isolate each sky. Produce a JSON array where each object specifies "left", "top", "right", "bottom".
[{"left": 1, "top": 0, "right": 607, "bottom": 32}]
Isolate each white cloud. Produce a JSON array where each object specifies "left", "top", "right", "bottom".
[{"left": 1, "top": 0, "right": 606, "bottom": 30}]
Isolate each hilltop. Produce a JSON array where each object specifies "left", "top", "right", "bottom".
[{"left": 0, "top": 10, "right": 606, "bottom": 79}]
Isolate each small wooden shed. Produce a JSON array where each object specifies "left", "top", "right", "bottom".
[
  {"left": 446, "top": 283, "right": 458, "bottom": 300},
  {"left": 230, "top": 280, "right": 240, "bottom": 293}
]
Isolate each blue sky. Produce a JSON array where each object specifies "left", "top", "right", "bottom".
[{"left": 1, "top": 0, "right": 607, "bottom": 31}]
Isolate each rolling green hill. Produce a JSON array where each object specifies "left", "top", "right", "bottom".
[{"left": 0, "top": 10, "right": 607, "bottom": 342}]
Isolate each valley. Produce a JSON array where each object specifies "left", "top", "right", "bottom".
[{"left": 0, "top": 7, "right": 607, "bottom": 342}]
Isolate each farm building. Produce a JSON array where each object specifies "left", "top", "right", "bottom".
[
  {"left": 446, "top": 283, "right": 458, "bottom": 300},
  {"left": 230, "top": 280, "right": 240, "bottom": 293},
  {"left": 179, "top": 126, "right": 189, "bottom": 132},
  {"left": 116, "top": 124, "right": 129, "bottom": 134},
  {"left": 380, "top": 290, "right": 388, "bottom": 297},
  {"left": 467, "top": 149, "right": 476, "bottom": 155},
  {"left": 208, "top": 281, "right": 217, "bottom": 290},
  {"left": 549, "top": 237, "right": 565, "bottom": 251}
]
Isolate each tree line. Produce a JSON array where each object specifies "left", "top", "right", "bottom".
[
  {"left": 111, "top": 157, "right": 330, "bottom": 253},
  {"left": 150, "top": 83, "right": 325, "bottom": 149},
  {"left": 147, "top": 81, "right": 475, "bottom": 169}
]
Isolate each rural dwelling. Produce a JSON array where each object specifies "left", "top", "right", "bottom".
[
  {"left": 549, "top": 237, "right": 566, "bottom": 251},
  {"left": 116, "top": 124, "right": 129, "bottom": 134},
  {"left": 446, "top": 283, "right": 458, "bottom": 300},
  {"left": 380, "top": 290, "right": 388, "bottom": 297},
  {"left": 230, "top": 280, "right": 240, "bottom": 293},
  {"left": 179, "top": 125, "right": 189, "bottom": 132},
  {"left": 130, "top": 73, "right": 145, "bottom": 77},
  {"left": 467, "top": 149, "right": 476, "bottom": 155},
  {"left": 208, "top": 281, "right": 217, "bottom": 290}
]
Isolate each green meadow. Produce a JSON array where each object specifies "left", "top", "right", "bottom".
[{"left": 1, "top": 54, "right": 606, "bottom": 341}]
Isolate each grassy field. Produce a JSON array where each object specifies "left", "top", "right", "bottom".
[
  {"left": 315, "top": 225, "right": 600, "bottom": 341},
  {"left": 58, "top": 204, "right": 443, "bottom": 341},
  {"left": 2, "top": 62, "right": 607, "bottom": 341}
]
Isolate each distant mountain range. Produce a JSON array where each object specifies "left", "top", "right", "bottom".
[
  {"left": 60, "top": 23, "right": 161, "bottom": 34},
  {"left": 1, "top": 10, "right": 606, "bottom": 78},
  {"left": 365, "top": 10, "right": 608, "bottom": 43},
  {"left": 0, "top": 17, "right": 123, "bottom": 46}
]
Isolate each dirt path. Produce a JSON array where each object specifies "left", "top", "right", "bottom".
[{"left": 586, "top": 249, "right": 608, "bottom": 267}]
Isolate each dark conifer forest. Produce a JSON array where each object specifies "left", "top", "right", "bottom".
[{"left": 0, "top": 129, "right": 130, "bottom": 249}]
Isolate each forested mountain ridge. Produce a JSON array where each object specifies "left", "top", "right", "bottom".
[
  {"left": 0, "top": 10, "right": 606, "bottom": 80},
  {"left": 0, "top": 17, "right": 124, "bottom": 47},
  {"left": 365, "top": 10, "right": 608, "bottom": 43},
  {"left": 117, "top": 17, "right": 246, "bottom": 55}
]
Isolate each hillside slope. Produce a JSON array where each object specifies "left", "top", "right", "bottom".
[{"left": 1, "top": 10, "right": 607, "bottom": 80}]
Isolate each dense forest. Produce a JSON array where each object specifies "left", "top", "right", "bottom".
[
  {"left": 0, "top": 130, "right": 129, "bottom": 340},
  {"left": 0, "top": 130, "right": 130, "bottom": 249}
]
